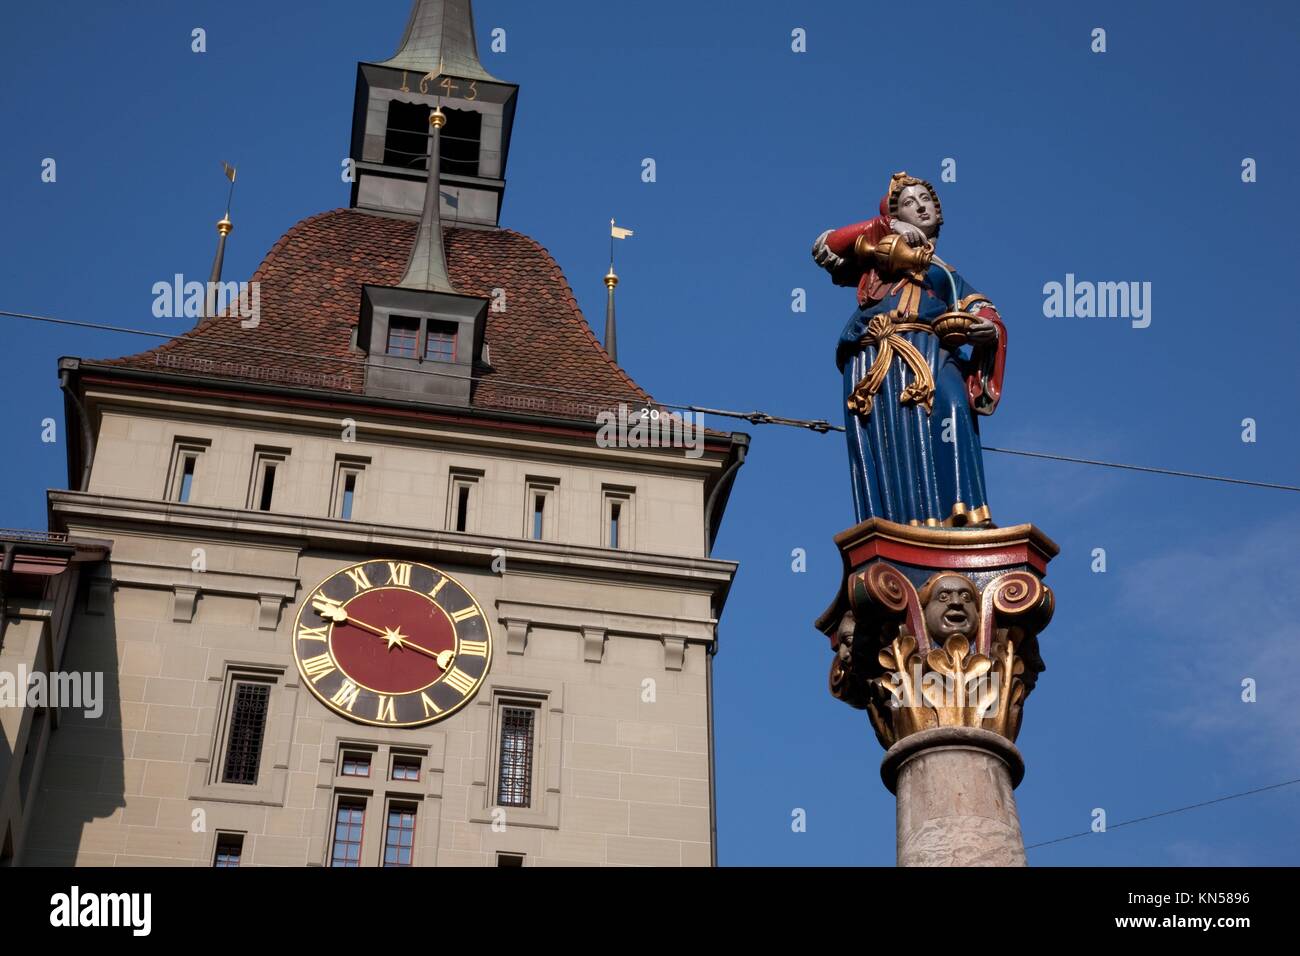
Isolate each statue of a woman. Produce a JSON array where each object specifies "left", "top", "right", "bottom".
[{"left": 812, "top": 172, "right": 1006, "bottom": 528}]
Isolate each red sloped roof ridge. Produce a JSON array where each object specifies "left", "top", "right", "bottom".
[{"left": 99, "top": 208, "right": 653, "bottom": 422}]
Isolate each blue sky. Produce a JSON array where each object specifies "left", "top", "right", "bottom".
[{"left": 2, "top": 0, "right": 1298, "bottom": 865}]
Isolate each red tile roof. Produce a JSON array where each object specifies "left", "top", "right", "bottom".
[{"left": 100, "top": 208, "right": 652, "bottom": 421}]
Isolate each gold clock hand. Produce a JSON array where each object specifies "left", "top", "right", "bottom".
[
  {"left": 323, "top": 606, "right": 452, "bottom": 668},
  {"left": 385, "top": 635, "right": 454, "bottom": 670}
]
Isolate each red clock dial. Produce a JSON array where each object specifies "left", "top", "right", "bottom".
[{"left": 293, "top": 560, "right": 492, "bottom": 726}]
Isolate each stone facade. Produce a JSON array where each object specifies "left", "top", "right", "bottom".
[{"left": 12, "top": 384, "right": 740, "bottom": 867}]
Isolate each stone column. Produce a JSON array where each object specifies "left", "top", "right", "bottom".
[{"left": 881, "top": 726, "right": 1026, "bottom": 867}]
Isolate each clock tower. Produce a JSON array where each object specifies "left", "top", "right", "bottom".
[{"left": 10, "top": 0, "right": 747, "bottom": 868}]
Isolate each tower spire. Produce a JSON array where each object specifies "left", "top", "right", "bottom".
[
  {"left": 604, "top": 265, "right": 619, "bottom": 363},
  {"left": 205, "top": 162, "right": 237, "bottom": 319},
  {"left": 605, "top": 219, "right": 634, "bottom": 363},
  {"left": 398, "top": 99, "right": 455, "bottom": 293},
  {"left": 379, "top": 0, "right": 501, "bottom": 82}
]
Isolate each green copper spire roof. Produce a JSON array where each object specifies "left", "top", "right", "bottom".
[
  {"left": 398, "top": 109, "right": 456, "bottom": 294},
  {"left": 378, "top": 0, "right": 501, "bottom": 82}
]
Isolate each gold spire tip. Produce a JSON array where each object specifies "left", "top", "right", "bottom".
[{"left": 216, "top": 214, "right": 233, "bottom": 236}]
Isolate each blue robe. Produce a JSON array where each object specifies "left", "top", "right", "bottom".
[{"left": 838, "top": 264, "right": 991, "bottom": 526}]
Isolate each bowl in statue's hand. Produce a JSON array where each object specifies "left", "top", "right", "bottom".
[{"left": 932, "top": 312, "right": 975, "bottom": 349}]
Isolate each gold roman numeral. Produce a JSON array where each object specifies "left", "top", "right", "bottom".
[
  {"left": 331, "top": 680, "right": 361, "bottom": 712},
  {"left": 420, "top": 692, "right": 441, "bottom": 717},
  {"left": 297, "top": 625, "right": 329, "bottom": 642},
  {"left": 427, "top": 575, "right": 448, "bottom": 600},
  {"left": 458, "top": 639, "right": 488, "bottom": 657},
  {"left": 442, "top": 667, "right": 475, "bottom": 696},
  {"left": 450, "top": 606, "right": 479, "bottom": 623},
  {"left": 301, "top": 653, "right": 336, "bottom": 683},
  {"left": 376, "top": 695, "right": 397, "bottom": 723},
  {"left": 387, "top": 562, "right": 412, "bottom": 587},
  {"left": 311, "top": 593, "right": 343, "bottom": 616},
  {"left": 345, "top": 567, "right": 373, "bottom": 593}
]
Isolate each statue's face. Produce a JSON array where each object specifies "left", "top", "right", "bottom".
[
  {"left": 923, "top": 574, "right": 978, "bottom": 641},
  {"left": 894, "top": 184, "right": 938, "bottom": 236}
]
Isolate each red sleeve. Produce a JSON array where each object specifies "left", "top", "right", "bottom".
[
  {"left": 966, "top": 307, "right": 1006, "bottom": 415},
  {"left": 824, "top": 216, "right": 892, "bottom": 296},
  {"left": 824, "top": 216, "right": 891, "bottom": 257}
]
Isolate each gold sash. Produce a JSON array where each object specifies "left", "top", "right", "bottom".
[{"left": 846, "top": 308, "right": 936, "bottom": 417}]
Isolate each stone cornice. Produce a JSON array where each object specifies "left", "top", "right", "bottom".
[
  {"left": 47, "top": 491, "right": 739, "bottom": 601},
  {"left": 79, "top": 382, "right": 732, "bottom": 477}
]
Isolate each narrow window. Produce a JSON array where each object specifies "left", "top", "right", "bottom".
[
  {"left": 213, "top": 833, "right": 244, "bottom": 867},
  {"left": 531, "top": 494, "right": 545, "bottom": 540},
  {"left": 247, "top": 448, "right": 288, "bottom": 512},
  {"left": 167, "top": 438, "right": 209, "bottom": 503},
  {"left": 383, "top": 804, "right": 417, "bottom": 867},
  {"left": 456, "top": 484, "right": 470, "bottom": 532},
  {"left": 178, "top": 454, "right": 197, "bottom": 503},
  {"left": 391, "top": 756, "right": 421, "bottom": 781},
  {"left": 497, "top": 853, "right": 525, "bottom": 867},
  {"left": 387, "top": 316, "right": 420, "bottom": 358},
  {"left": 496, "top": 705, "right": 536, "bottom": 808},
  {"left": 330, "top": 800, "right": 366, "bottom": 867},
  {"left": 446, "top": 470, "right": 482, "bottom": 533},
  {"left": 258, "top": 463, "right": 276, "bottom": 511},
  {"left": 603, "top": 487, "right": 633, "bottom": 550},
  {"left": 341, "top": 752, "right": 371, "bottom": 777},
  {"left": 424, "top": 321, "right": 457, "bottom": 362},
  {"left": 341, "top": 472, "right": 357, "bottom": 520},
  {"left": 331, "top": 457, "right": 369, "bottom": 521},
  {"left": 221, "top": 682, "right": 271, "bottom": 785}
]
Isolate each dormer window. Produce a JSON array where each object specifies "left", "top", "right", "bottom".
[
  {"left": 425, "top": 321, "right": 457, "bottom": 362},
  {"left": 358, "top": 285, "right": 487, "bottom": 407},
  {"left": 387, "top": 316, "right": 420, "bottom": 357}
]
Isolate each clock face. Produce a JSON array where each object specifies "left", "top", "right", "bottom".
[{"left": 292, "top": 560, "right": 492, "bottom": 727}]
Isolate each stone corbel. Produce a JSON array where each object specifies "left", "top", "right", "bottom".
[
  {"left": 85, "top": 577, "right": 112, "bottom": 616},
  {"left": 257, "top": 593, "right": 285, "bottom": 631},
  {"left": 172, "top": 585, "right": 200, "bottom": 623},
  {"left": 662, "top": 635, "right": 686, "bottom": 672},
  {"left": 504, "top": 618, "right": 529, "bottom": 656},
  {"left": 582, "top": 626, "right": 606, "bottom": 664}
]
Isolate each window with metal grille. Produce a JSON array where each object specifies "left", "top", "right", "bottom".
[
  {"left": 330, "top": 801, "right": 365, "bottom": 867},
  {"left": 496, "top": 706, "right": 536, "bottom": 808},
  {"left": 383, "top": 804, "right": 417, "bottom": 867},
  {"left": 221, "top": 682, "right": 271, "bottom": 785},
  {"left": 213, "top": 833, "right": 244, "bottom": 867},
  {"left": 424, "top": 321, "right": 457, "bottom": 362},
  {"left": 387, "top": 316, "right": 420, "bottom": 358}
]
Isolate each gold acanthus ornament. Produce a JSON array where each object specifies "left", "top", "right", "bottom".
[{"left": 829, "top": 565, "right": 1053, "bottom": 749}]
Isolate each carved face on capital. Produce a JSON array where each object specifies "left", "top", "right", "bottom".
[
  {"left": 921, "top": 573, "right": 980, "bottom": 642},
  {"left": 894, "top": 184, "right": 939, "bottom": 237}
]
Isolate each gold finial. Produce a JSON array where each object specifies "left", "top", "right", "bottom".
[
  {"left": 604, "top": 265, "right": 619, "bottom": 289},
  {"left": 430, "top": 104, "right": 447, "bottom": 129},
  {"left": 216, "top": 214, "right": 233, "bottom": 237}
]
